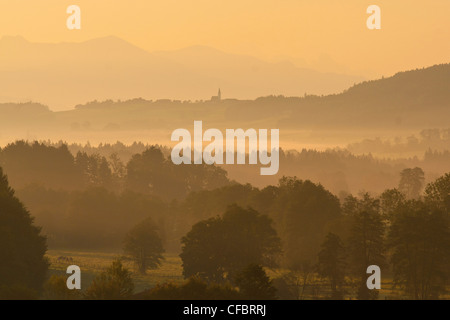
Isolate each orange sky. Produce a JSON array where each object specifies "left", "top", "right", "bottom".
[{"left": 0, "top": 0, "right": 448, "bottom": 78}]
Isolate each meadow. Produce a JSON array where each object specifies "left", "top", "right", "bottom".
[
  {"left": 46, "top": 250, "right": 184, "bottom": 294},
  {"left": 45, "top": 249, "right": 444, "bottom": 300}
]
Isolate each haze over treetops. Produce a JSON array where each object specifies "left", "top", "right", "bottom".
[{"left": 0, "top": 63, "right": 448, "bottom": 148}]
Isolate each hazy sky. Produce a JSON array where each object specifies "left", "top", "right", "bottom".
[{"left": 0, "top": 0, "right": 448, "bottom": 78}]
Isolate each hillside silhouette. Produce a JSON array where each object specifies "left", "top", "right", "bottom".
[{"left": 0, "top": 63, "right": 448, "bottom": 149}]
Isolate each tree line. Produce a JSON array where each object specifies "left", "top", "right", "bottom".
[{"left": 0, "top": 141, "right": 449, "bottom": 299}]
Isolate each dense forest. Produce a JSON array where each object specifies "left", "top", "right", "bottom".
[{"left": 0, "top": 141, "right": 449, "bottom": 300}]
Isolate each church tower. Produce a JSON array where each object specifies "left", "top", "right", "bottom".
[{"left": 211, "top": 88, "right": 222, "bottom": 102}]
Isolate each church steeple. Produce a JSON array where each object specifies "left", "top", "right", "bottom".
[{"left": 211, "top": 88, "right": 222, "bottom": 102}]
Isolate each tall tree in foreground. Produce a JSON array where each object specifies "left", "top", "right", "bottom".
[
  {"left": 123, "top": 217, "right": 165, "bottom": 274},
  {"left": 317, "top": 233, "right": 346, "bottom": 300},
  {"left": 389, "top": 201, "right": 450, "bottom": 300},
  {"left": 0, "top": 167, "right": 48, "bottom": 297},
  {"left": 180, "top": 205, "right": 281, "bottom": 283}
]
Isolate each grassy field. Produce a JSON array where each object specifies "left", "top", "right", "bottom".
[
  {"left": 46, "top": 249, "right": 184, "bottom": 294},
  {"left": 46, "top": 249, "right": 449, "bottom": 299}
]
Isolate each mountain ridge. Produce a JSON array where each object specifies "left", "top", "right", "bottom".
[{"left": 0, "top": 35, "right": 364, "bottom": 110}]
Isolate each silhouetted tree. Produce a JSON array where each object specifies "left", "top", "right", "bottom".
[
  {"left": 399, "top": 167, "right": 425, "bottom": 199},
  {"left": 234, "top": 264, "right": 277, "bottom": 300},
  {"left": 425, "top": 172, "right": 450, "bottom": 215},
  {"left": 345, "top": 193, "right": 385, "bottom": 300},
  {"left": 0, "top": 141, "right": 81, "bottom": 190},
  {"left": 109, "top": 153, "right": 126, "bottom": 191},
  {"left": 389, "top": 201, "right": 450, "bottom": 299},
  {"left": 272, "top": 177, "right": 341, "bottom": 269},
  {"left": 0, "top": 167, "right": 48, "bottom": 297},
  {"left": 380, "top": 188, "right": 406, "bottom": 221},
  {"left": 126, "top": 146, "right": 229, "bottom": 200},
  {"left": 125, "top": 147, "right": 170, "bottom": 196},
  {"left": 123, "top": 218, "right": 165, "bottom": 274},
  {"left": 180, "top": 205, "right": 281, "bottom": 282},
  {"left": 317, "top": 233, "right": 346, "bottom": 299},
  {"left": 75, "top": 152, "right": 112, "bottom": 188}
]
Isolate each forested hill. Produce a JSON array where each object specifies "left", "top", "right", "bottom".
[
  {"left": 345, "top": 63, "right": 449, "bottom": 100},
  {"left": 274, "top": 63, "right": 450, "bottom": 129},
  {"left": 0, "top": 64, "right": 448, "bottom": 146}
]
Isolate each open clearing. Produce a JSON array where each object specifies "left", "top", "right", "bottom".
[{"left": 47, "top": 249, "right": 184, "bottom": 293}]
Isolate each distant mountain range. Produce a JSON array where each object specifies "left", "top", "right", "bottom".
[{"left": 0, "top": 35, "right": 364, "bottom": 110}]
